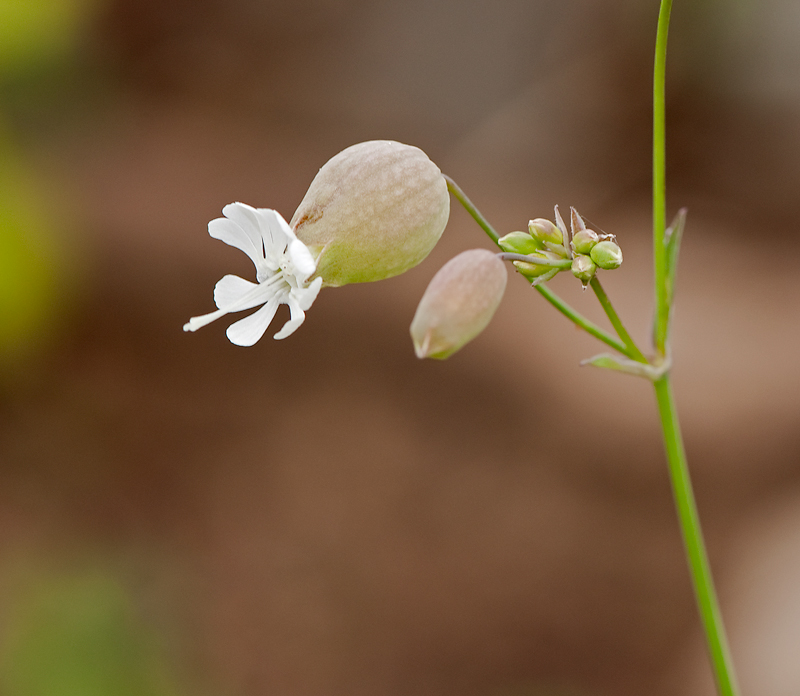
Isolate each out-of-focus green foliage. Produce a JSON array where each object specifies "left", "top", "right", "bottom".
[
  {"left": 0, "top": 0, "right": 101, "bottom": 370},
  {"left": 0, "top": 142, "right": 62, "bottom": 366},
  {"left": 0, "top": 566, "right": 182, "bottom": 696},
  {"left": 0, "top": 0, "right": 97, "bottom": 76}
]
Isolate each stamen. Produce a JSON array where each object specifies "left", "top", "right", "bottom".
[
  {"left": 185, "top": 275, "right": 285, "bottom": 332},
  {"left": 183, "top": 310, "right": 227, "bottom": 332}
]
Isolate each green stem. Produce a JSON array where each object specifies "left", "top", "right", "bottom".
[
  {"left": 653, "top": 375, "right": 739, "bottom": 696},
  {"left": 589, "top": 277, "right": 648, "bottom": 363},
  {"left": 443, "top": 174, "right": 630, "bottom": 356},
  {"left": 444, "top": 175, "right": 499, "bottom": 244},
  {"left": 653, "top": 0, "right": 672, "bottom": 355},
  {"left": 651, "top": 4, "right": 738, "bottom": 690},
  {"left": 534, "top": 284, "right": 630, "bottom": 357},
  {"left": 497, "top": 252, "right": 572, "bottom": 269}
]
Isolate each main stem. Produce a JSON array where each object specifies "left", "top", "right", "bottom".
[
  {"left": 653, "top": 0, "right": 671, "bottom": 355},
  {"left": 653, "top": 376, "right": 739, "bottom": 696},
  {"left": 652, "top": 1, "right": 738, "bottom": 692}
]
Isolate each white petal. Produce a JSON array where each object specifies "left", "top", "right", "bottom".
[
  {"left": 257, "top": 207, "right": 292, "bottom": 236},
  {"left": 293, "top": 276, "right": 323, "bottom": 311},
  {"left": 214, "top": 274, "right": 262, "bottom": 310},
  {"left": 225, "top": 299, "right": 280, "bottom": 346},
  {"left": 273, "top": 296, "right": 306, "bottom": 340},
  {"left": 221, "top": 202, "right": 262, "bottom": 243},
  {"left": 208, "top": 217, "right": 262, "bottom": 269},
  {"left": 287, "top": 239, "right": 317, "bottom": 279},
  {"left": 253, "top": 208, "right": 291, "bottom": 258},
  {"left": 223, "top": 202, "right": 286, "bottom": 270}
]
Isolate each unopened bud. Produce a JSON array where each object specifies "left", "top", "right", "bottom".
[
  {"left": 291, "top": 140, "right": 450, "bottom": 287},
  {"left": 513, "top": 251, "right": 564, "bottom": 280},
  {"left": 590, "top": 240, "right": 623, "bottom": 270},
  {"left": 571, "top": 254, "right": 596, "bottom": 285},
  {"left": 571, "top": 229, "right": 599, "bottom": 255},
  {"left": 528, "top": 218, "right": 562, "bottom": 246},
  {"left": 543, "top": 241, "right": 569, "bottom": 258},
  {"left": 498, "top": 231, "right": 543, "bottom": 255},
  {"left": 410, "top": 249, "right": 507, "bottom": 359}
]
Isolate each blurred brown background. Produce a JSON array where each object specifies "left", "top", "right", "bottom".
[{"left": 1, "top": 1, "right": 799, "bottom": 695}]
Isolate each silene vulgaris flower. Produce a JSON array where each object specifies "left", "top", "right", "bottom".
[
  {"left": 183, "top": 203, "right": 323, "bottom": 346},
  {"left": 184, "top": 140, "right": 450, "bottom": 346}
]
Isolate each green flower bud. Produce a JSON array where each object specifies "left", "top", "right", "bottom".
[
  {"left": 543, "top": 241, "right": 569, "bottom": 258},
  {"left": 571, "top": 229, "right": 599, "bottom": 255},
  {"left": 590, "top": 240, "right": 623, "bottom": 270},
  {"left": 410, "top": 249, "right": 507, "bottom": 359},
  {"left": 291, "top": 140, "right": 450, "bottom": 287},
  {"left": 498, "top": 231, "right": 543, "bottom": 255},
  {"left": 528, "top": 218, "right": 562, "bottom": 246},
  {"left": 571, "top": 253, "right": 597, "bottom": 285},
  {"left": 513, "top": 251, "right": 564, "bottom": 280}
]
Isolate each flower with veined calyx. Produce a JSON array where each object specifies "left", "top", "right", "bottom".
[
  {"left": 292, "top": 140, "right": 449, "bottom": 286},
  {"left": 184, "top": 140, "right": 450, "bottom": 346},
  {"left": 183, "top": 203, "right": 323, "bottom": 346}
]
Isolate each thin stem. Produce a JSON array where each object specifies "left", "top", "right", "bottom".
[
  {"left": 653, "top": 0, "right": 672, "bottom": 355},
  {"left": 534, "top": 284, "right": 630, "bottom": 357},
  {"left": 589, "top": 277, "right": 648, "bottom": 363},
  {"left": 497, "top": 252, "right": 572, "bottom": 269},
  {"left": 653, "top": 375, "right": 739, "bottom": 696},
  {"left": 444, "top": 175, "right": 499, "bottom": 244},
  {"left": 650, "top": 2, "right": 739, "bottom": 693}
]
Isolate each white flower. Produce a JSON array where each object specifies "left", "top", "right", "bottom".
[{"left": 183, "top": 203, "right": 323, "bottom": 346}]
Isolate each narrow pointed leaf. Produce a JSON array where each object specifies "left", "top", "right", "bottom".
[
  {"left": 664, "top": 207, "right": 687, "bottom": 311},
  {"left": 581, "top": 352, "right": 669, "bottom": 381}
]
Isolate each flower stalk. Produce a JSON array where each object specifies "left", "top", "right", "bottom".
[
  {"left": 653, "top": 0, "right": 672, "bottom": 357},
  {"left": 651, "top": 2, "right": 739, "bottom": 694},
  {"left": 654, "top": 375, "right": 739, "bottom": 696},
  {"left": 533, "top": 284, "right": 629, "bottom": 357},
  {"left": 588, "top": 277, "right": 647, "bottom": 363},
  {"left": 443, "top": 175, "right": 499, "bottom": 244}
]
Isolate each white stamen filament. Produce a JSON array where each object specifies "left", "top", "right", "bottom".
[{"left": 183, "top": 269, "right": 292, "bottom": 333}]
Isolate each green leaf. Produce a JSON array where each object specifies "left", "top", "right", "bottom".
[
  {"left": 664, "top": 207, "right": 687, "bottom": 311},
  {"left": 581, "top": 352, "right": 670, "bottom": 381}
]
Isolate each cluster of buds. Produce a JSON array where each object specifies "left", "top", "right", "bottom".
[{"left": 498, "top": 206, "right": 623, "bottom": 287}]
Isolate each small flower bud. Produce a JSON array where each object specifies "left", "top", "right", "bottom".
[
  {"left": 513, "top": 251, "right": 563, "bottom": 280},
  {"left": 291, "top": 140, "right": 450, "bottom": 287},
  {"left": 498, "top": 231, "right": 543, "bottom": 255},
  {"left": 571, "top": 253, "right": 597, "bottom": 285},
  {"left": 410, "top": 249, "right": 507, "bottom": 359},
  {"left": 590, "top": 240, "right": 623, "bottom": 270},
  {"left": 543, "top": 241, "right": 569, "bottom": 258},
  {"left": 571, "top": 229, "right": 599, "bottom": 255},
  {"left": 528, "top": 218, "right": 562, "bottom": 246}
]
